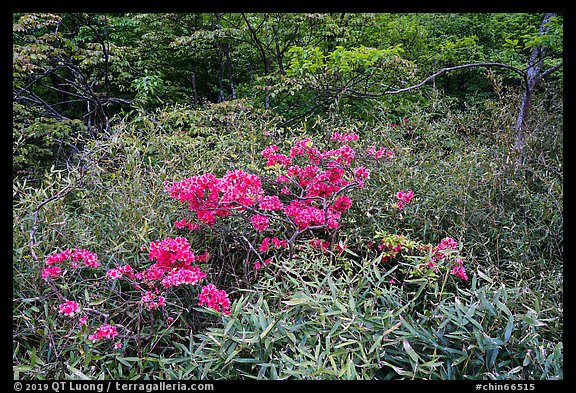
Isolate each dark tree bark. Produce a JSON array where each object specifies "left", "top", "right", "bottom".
[{"left": 513, "top": 12, "right": 559, "bottom": 163}]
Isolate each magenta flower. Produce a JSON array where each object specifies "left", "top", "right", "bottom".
[
  {"left": 41, "top": 265, "right": 62, "bottom": 279},
  {"left": 198, "top": 284, "right": 231, "bottom": 314},
  {"left": 251, "top": 214, "right": 270, "bottom": 232},
  {"left": 88, "top": 324, "right": 118, "bottom": 342},
  {"left": 58, "top": 300, "right": 80, "bottom": 317}
]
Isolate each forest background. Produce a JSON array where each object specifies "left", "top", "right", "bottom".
[{"left": 13, "top": 12, "right": 563, "bottom": 380}]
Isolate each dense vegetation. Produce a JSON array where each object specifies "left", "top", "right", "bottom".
[{"left": 13, "top": 13, "right": 562, "bottom": 380}]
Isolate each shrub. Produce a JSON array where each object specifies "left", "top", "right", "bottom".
[{"left": 189, "top": 251, "right": 562, "bottom": 379}]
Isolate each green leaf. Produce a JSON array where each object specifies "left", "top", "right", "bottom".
[
  {"left": 403, "top": 340, "right": 420, "bottom": 363},
  {"left": 282, "top": 296, "right": 310, "bottom": 306},
  {"left": 260, "top": 319, "right": 277, "bottom": 340},
  {"left": 504, "top": 315, "right": 515, "bottom": 343},
  {"left": 67, "top": 365, "right": 91, "bottom": 380}
]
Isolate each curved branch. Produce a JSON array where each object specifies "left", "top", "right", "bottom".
[
  {"left": 537, "top": 61, "right": 563, "bottom": 83},
  {"left": 342, "top": 62, "right": 527, "bottom": 98}
]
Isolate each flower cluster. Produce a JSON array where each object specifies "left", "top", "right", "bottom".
[
  {"left": 58, "top": 300, "right": 80, "bottom": 317},
  {"left": 88, "top": 324, "right": 118, "bottom": 342},
  {"left": 43, "top": 236, "right": 231, "bottom": 350},
  {"left": 253, "top": 257, "right": 273, "bottom": 270},
  {"left": 165, "top": 170, "right": 264, "bottom": 226},
  {"left": 251, "top": 214, "right": 270, "bottom": 232},
  {"left": 107, "top": 237, "right": 216, "bottom": 306},
  {"left": 394, "top": 189, "right": 414, "bottom": 210},
  {"left": 163, "top": 136, "right": 403, "bottom": 283},
  {"left": 41, "top": 248, "right": 100, "bottom": 279},
  {"left": 161, "top": 265, "right": 206, "bottom": 288},
  {"left": 198, "top": 284, "right": 231, "bottom": 314},
  {"left": 106, "top": 264, "right": 134, "bottom": 280},
  {"left": 450, "top": 259, "right": 468, "bottom": 281},
  {"left": 261, "top": 145, "right": 292, "bottom": 167},
  {"left": 366, "top": 146, "right": 394, "bottom": 160},
  {"left": 174, "top": 219, "right": 200, "bottom": 232}
]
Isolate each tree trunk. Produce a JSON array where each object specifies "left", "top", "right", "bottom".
[
  {"left": 513, "top": 13, "right": 555, "bottom": 163},
  {"left": 226, "top": 47, "right": 236, "bottom": 100}
]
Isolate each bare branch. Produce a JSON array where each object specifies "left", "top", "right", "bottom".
[{"left": 340, "top": 62, "right": 527, "bottom": 98}]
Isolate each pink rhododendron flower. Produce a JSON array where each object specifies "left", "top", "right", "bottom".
[
  {"left": 141, "top": 290, "right": 166, "bottom": 310},
  {"left": 106, "top": 268, "right": 122, "bottom": 279},
  {"left": 174, "top": 219, "right": 200, "bottom": 231},
  {"left": 394, "top": 190, "right": 414, "bottom": 210},
  {"left": 254, "top": 257, "right": 273, "bottom": 270},
  {"left": 58, "top": 300, "right": 80, "bottom": 317},
  {"left": 161, "top": 266, "right": 206, "bottom": 288},
  {"left": 41, "top": 266, "right": 61, "bottom": 279},
  {"left": 309, "top": 238, "right": 331, "bottom": 253},
  {"left": 331, "top": 195, "right": 353, "bottom": 213},
  {"left": 450, "top": 265, "right": 468, "bottom": 281},
  {"left": 71, "top": 249, "right": 100, "bottom": 268},
  {"left": 251, "top": 214, "right": 270, "bottom": 232},
  {"left": 258, "top": 195, "right": 284, "bottom": 211},
  {"left": 88, "top": 324, "right": 118, "bottom": 342},
  {"left": 148, "top": 237, "right": 196, "bottom": 271},
  {"left": 45, "top": 249, "right": 71, "bottom": 266},
  {"left": 261, "top": 145, "right": 292, "bottom": 167},
  {"left": 198, "top": 284, "right": 231, "bottom": 314}
]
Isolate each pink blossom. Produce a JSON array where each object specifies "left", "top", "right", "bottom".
[
  {"left": 366, "top": 146, "right": 390, "bottom": 160},
  {"left": 396, "top": 190, "right": 414, "bottom": 204},
  {"left": 353, "top": 166, "right": 370, "bottom": 180},
  {"left": 148, "top": 237, "right": 196, "bottom": 271},
  {"left": 309, "top": 238, "right": 331, "bottom": 253},
  {"left": 438, "top": 237, "right": 459, "bottom": 250},
  {"left": 58, "top": 300, "right": 80, "bottom": 317},
  {"left": 41, "top": 266, "right": 61, "bottom": 279},
  {"left": 271, "top": 237, "right": 288, "bottom": 248},
  {"left": 331, "top": 195, "right": 352, "bottom": 213},
  {"left": 116, "top": 264, "right": 134, "bottom": 278},
  {"left": 88, "top": 324, "right": 118, "bottom": 342},
  {"left": 71, "top": 249, "right": 100, "bottom": 268},
  {"left": 79, "top": 315, "right": 88, "bottom": 326},
  {"left": 258, "top": 195, "right": 283, "bottom": 211},
  {"left": 45, "top": 249, "right": 71, "bottom": 266},
  {"left": 174, "top": 219, "right": 200, "bottom": 231},
  {"left": 198, "top": 284, "right": 231, "bottom": 314},
  {"left": 161, "top": 266, "right": 206, "bottom": 288},
  {"left": 106, "top": 268, "right": 122, "bottom": 279},
  {"left": 450, "top": 265, "right": 468, "bottom": 281},
  {"left": 251, "top": 215, "right": 270, "bottom": 232},
  {"left": 259, "top": 237, "right": 271, "bottom": 252},
  {"left": 254, "top": 258, "right": 273, "bottom": 270},
  {"left": 262, "top": 145, "right": 292, "bottom": 167},
  {"left": 141, "top": 290, "right": 166, "bottom": 310}
]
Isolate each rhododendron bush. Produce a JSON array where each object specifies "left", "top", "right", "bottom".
[{"left": 39, "top": 132, "right": 468, "bottom": 353}]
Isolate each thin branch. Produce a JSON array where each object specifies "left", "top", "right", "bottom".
[
  {"left": 537, "top": 61, "right": 563, "bottom": 83},
  {"left": 342, "top": 62, "right": 527, "bottom": 98}
]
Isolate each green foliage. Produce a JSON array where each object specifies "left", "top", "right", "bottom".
[
  {"left": 13, "top": 103, "right": 87, "bottom": 181},
  {"left": 189, "top": 252, "right": 561, "bottom": 379}
]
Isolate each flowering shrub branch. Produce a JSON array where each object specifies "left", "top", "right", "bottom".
[{"left": 164, "top": 133, "right": 394, "bottom": 272}]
